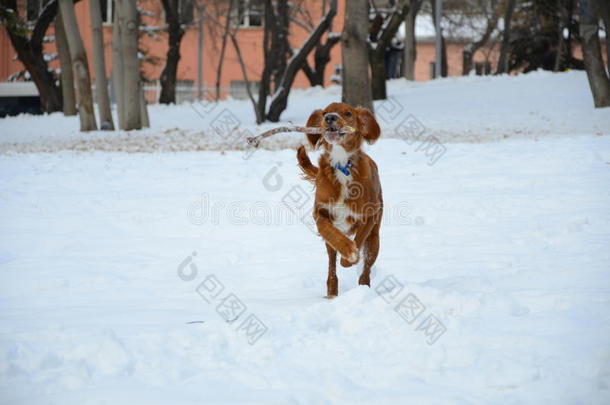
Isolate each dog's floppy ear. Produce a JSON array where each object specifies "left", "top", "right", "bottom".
[
  {"left": 356, "top": 107, "right": 381, "bottom": 144},
  {"left": 306, "top": 109, "right": 324, "bottom": 149}
]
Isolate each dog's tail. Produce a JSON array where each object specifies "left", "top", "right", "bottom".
[{"left": 297, "top": 145, "right": 318, "bottom": 183}]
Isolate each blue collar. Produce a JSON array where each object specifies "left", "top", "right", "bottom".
[{"left": 334, "top": 160, "right": 354, "bottom": 176}]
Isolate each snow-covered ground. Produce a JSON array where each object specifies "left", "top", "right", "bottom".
[{"left": 1, "top": 71, "right": 610, "bottom": 404}]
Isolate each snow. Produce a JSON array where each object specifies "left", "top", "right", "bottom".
[
  {"left": 1, "top": 71, "right": 610, "bottom": 404},
  {"left": 1, "top": 70, "right": 608, "bottom": 153}
]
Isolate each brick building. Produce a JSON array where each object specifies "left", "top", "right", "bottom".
[{"left": 1, "top": 0, "right": 501, "bottom": 102}]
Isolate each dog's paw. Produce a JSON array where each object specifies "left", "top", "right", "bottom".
[
  {"left": 341, "top": 244, "right": 359, "bottom": 266},
  {"left": 358, "top": 273, "right": 370, "bottom": 286}
]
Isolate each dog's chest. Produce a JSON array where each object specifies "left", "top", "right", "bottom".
[
  {"left": 330, "top": 201, "right": 360, "bottom": 234},
  {"left": 324, "top": 146, "right": 361, "bottom": 234}
]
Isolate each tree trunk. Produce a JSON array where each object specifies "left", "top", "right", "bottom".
[
  {"left": 118, "top": 0, "right": 142, "bottom": 129},
  {"left": 139, "top": 83, "right": 150, "bottom": 127},
  {"left": 580, "top": 0, "right": 610, "bottom": 107},
  {"left": 342, "top": 0, "right": 373, "bottom": 110},
  {"left": 230, "top": 34, "right": 264, "bottom": 123},
  {"left": 215, "top": 0, "right": 234, "bottom": 101},
  {"left": 312, "top": 35, "right": 341, "bottom": 86},
  {"left": 369, "top": 0, "right": 409, "bottom": 100},
  {"left": 89, "top": 0, "right": 114, "bottom": 129},
  {"left": 27, "top": 0, "right": 42, "bottom": 20},
  {"left": 597, "top": 0, "right": 610, "bottom": 66},
  {"left": 55, "top": 9, "right": 76, "bottom": 115},
  {"left": 273, "top": 0, "right": 290, "bottom": 92},
  {"left": 58, "top": 0, "right": 97, "bottom": 130},
  {"left": 462, "top": 46, "right": 474, "bottom": 76},
  {"left": 112, "top": 4, "right": 125, "bottom": 129},
  {"left": 1, "top": 0, "right": 63, "bottom": 112},
  {"left": 496, "top": 0, "right": 516, "bottom": 74},
  {"left": 403, "top": 0, "right": 421, "bottom": 80},
  {"left": 370, "top": 50, "right": 386, "bottom": 100},
  {"left": 266, "top": 0, "right": 337, "bottom": 121},
  {"left": 462, "top": 13, "right": 498, "bottom": 76},
  {"left": 159, "top": 0, "right": 185, "bottom": 104},
  {"left": 196, "top": 4, "right": 203, "bottom": 99},
  {"left": 256, "top": 0, "right": 275, "bottom": 124},
  {"left": 430, "top": 0, "right": 447, "bottom": 77},
  {"left": 302, "top": 35, "right": 341, "bottom": 87}
]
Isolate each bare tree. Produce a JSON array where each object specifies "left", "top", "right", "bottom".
[
  {"left": 214, "top": 0, "right": 235, "bottom": 101},
  {"left": 58, "top": 0, "right": 97, "bottom": 130},
  {"left": 266, "top": 0, "right": 337, "bottom": 121},
  {"left": 0, "top": 0, "right": 69, "bottom": 112},
  {"left": 292, "top": 0, "right": 341, "bottom": 87},
  {"left": 403, "top": 0, "right": 423, "bottom": 80},
  {"left": 55, "top": 9, "right": 76, "bottom": 116},
  {"left": 430, "top": 0, "right": 448, "bottom": 77},
  {"left": 139, "top": 84, "right": 150, "bottom": 127},
  {"left": 300, "top": 33, "right": 341, "bottom": 87},
  {"left": 255, "top": 0, "right": 288, "bottom": 123},
  {"left": 496, "top": 0, "right": 516, "bottom": 74},
  {"left": 580, "top": 0, "right": 610, "bottom": 107},
  {"left": 229, "top": 33, "right": 263, "bottom": 122},
  {"left": 369, "top": 0, "right": 410, "bottom": 100},
  {"left": 215, "top": 0, "right": 337, "bottom": 122},
  {"left": 117, "top": 0, "right": 142, "bottom": 129},
  {"left": 461, "top": 0, "right": 501, "bottom": 75},
  {"left": 112, "top": 4, "right": 125, "bottom": 129},
  {"left": 159, "top": 0, "right": 193, "bottom": 104},
  {"left": 342, "top": 0, "right": 373, "bottom": 110},
  {"left": 89, "top": 0, "right": 114, "bottom": 129}
]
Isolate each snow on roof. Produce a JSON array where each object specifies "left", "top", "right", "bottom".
[
  {"left": 404, "top": 13, "right": 606, "bottom": 42},
  {"left": 399, "top": 13, "right": 500, "bottom": 42},
  {"left": 0, "top": 81, "right": 39, "bottom": 96}
]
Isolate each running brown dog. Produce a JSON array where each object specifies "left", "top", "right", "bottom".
[{"left": 296, "top": 102, "right": 383, "bottom": 298}]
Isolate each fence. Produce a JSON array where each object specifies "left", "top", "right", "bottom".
[{"left": 103, "top": 79, "right": 233, "bottom": 105}]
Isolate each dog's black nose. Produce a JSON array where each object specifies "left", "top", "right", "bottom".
[{"left": 324, "top": 113, "right": 339, "bottom": 125}]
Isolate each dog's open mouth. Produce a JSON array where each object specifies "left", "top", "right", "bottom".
[
  {"left": 324, "top": 125, "right": 354, "bottom": 143},
  {"left": 324, "top": 128, "right": 342, "bottom": 143}
]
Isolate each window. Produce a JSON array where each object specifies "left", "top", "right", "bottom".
[
  {"left": 234, "top": 0, "right": 263, "bottom": 28},
  {"left": 99, "top": 0, "right": 115, "bottom": 24},
  {"left": 230, "top": 80, "right": 260, "bottom": 100}
]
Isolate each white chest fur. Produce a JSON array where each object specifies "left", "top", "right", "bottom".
[
  {"left": 329, "top": 202, "right": 360, "bottom": 234},
  {"left": 328, "top": 145, "right": 352, "bottom": 187},
  {"left": 322, "top": 145, "right": 360, "bottom": 234}
]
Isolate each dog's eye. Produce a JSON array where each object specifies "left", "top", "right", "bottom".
[{"left": 344, "top": 111, "right": 352, "bottom": 118}]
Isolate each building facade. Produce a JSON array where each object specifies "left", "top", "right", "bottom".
[{"left": 1, "top": 0, "right": 501, "bottom": 102}]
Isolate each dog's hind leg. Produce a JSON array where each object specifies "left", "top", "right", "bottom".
[
  {"left": 325, "top": 243, "right": 338, "bottom": 298},
  {"left": 359, "top": 225, "right": 380, "bottom": 287}
]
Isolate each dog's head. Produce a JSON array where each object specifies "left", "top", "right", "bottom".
[{"left": 306, "top": 103, "right": 380, "bottom": 153}]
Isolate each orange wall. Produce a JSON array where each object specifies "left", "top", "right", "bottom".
[{"left": 0, "top": 0, "right": 344, "bottom": 94}]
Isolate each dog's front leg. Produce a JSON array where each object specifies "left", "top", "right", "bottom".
[
  {"left": 314, "top": 210, "right": 359, "bottom": 265},
  {"left": 339, "top": 216, "right": 376, "bottom": 268}
]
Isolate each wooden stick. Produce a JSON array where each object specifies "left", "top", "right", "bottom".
[
  {"left": 246, "top": 126, "right": 355, "bottom": 147},
  {"left": 246, "top": 126, "right": 321, "bottom": 147}
]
